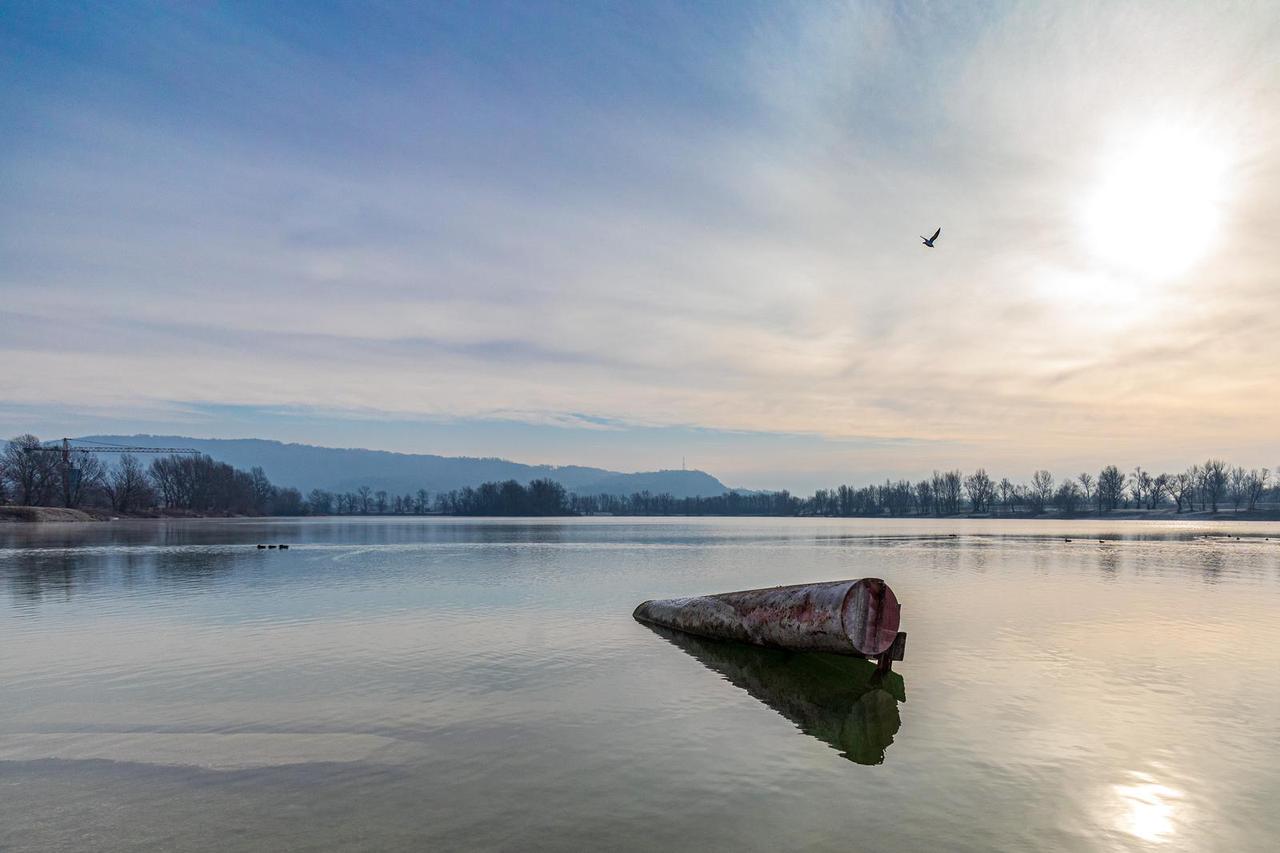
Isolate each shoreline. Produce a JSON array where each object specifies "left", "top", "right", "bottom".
[
  {"left": 0, "top": 506, "right": 259, "bottom": 523},
  {"left": 4, "top": 506, "right": 1279, "bottom": 524}
]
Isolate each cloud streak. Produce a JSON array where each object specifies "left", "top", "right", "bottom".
[{"left": 3, "top": 1, "right": 1278, "bottom": 484}]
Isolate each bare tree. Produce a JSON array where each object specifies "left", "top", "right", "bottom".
[
  {"left": 1227, "top": 467, "right": 1248, "bottom": 511},
  {"left": 1172, "top": 470, "right": 1196, "bottom": 513},
  {"left": 1245, "top": 468, "right": 1270, "bottom": 511},
  {"left": 1077, "top": 473, "right": 1094, "bottom": 508},
  {"left": 964, "top": 469, "right": 994, "bottom": 513},
  {"left": 60, "top": 452, "right": 105, "bottom": 508},
  {"left": 103, "top": 453, "right": 153, "bottom": 512},
  {"left": 1131, "top": 467, "right": 1152, "bottom": 509},
  {"left": 998, "top": 478, "right": 1016, "bottom": 515},
  {"left": 1148, "top": 473, "right": 1170, "bottom": 509},
  {"left": 1027, "top": 470, "right": 1054, "bottom": 515},
  {"left": 249, "top": 467, "right": 275, "bottom": 513},
  {"left": 1184, "top": 464, "right": 1203, "bottom": 511},
  {"left": 356, "top": 486, "right": 372, "bottom": 514},
  {"left": 2, "top": 435, "right": 60, "bottom": 506},
  {"left": 307, "top": 489, "right": 334, "bottom": 515},
  {"left": 929, "top": 471, "right": 949, "bottom": 516},
  {"left": 1097, "top": 465, "right": 1126, "bottom": 512},
  {"left": 943, "top": 470, "right": 963, "bottom": 515},
  {"left": 1055, "top": 481, "right": 1082, "bottom": 515},
  {"left": 1201, "top": 459, "right": 1228, "bottom": 513}
]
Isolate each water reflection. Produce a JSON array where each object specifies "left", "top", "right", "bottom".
[
  {"left": 644, "top": 624, "right": 905, "bottom": 765},
  {"left": 0, "top": 518, "right": 580, "bottom": 551},
  {"left": 1107, "top": 772, "right": 1187, "bottom": 844},
  {"left": 5, "top": 547, "right": 243, "bottom": 604}
]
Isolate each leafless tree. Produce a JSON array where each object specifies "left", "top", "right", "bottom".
[
  {"left": 61, "top": 453, "right": 106, "bottom": 508},
  {"left": 964, "top": 469, "right": 994, "bottom": 513},
  {"left": 913, "top": 480, "right": 933, "bottom": 516},
  {"left": 1055, "top": 481, "right": 1082, "bottom": 515},
  {"left": 998, "top": 478, "right": 1016, "bottom": 515},
  {"left": 103, "top": 453, "right": 154, "bottom": 512},
  {"left": 1077, "top": 473, "right": 1094, "bottom": 508},
  {"left": 307, "top": 489, "right": 334, "bottom": 515},
  {"left": 929, "top": 471, "right": 948, "bottom": 516},
  {"left": 1172, "top": 470, "right": 1196, "bottom": 513},
  {"left": 1201, "top": 458, "right": 1228, "bottom": 513},
  {"left": 1148, "top": 473, "right": 1170, "bottom": 509},
  {"left": 1097, "top": 465, "right": 1126, "bottom": 512},
  {"left": 249, "top": 467, "right": 275, "bottom": 511},
  {"left": 148, "top": 454, "right": 265, "bottom": 514},
  {"left": 1227, "top": 467, "right": 1248, "bottom": 511},
  {"left": 1245, "top": 468, "right": 1270, "bottom": 511},
  {"left": 930, "top": 470, "right": 962, "bottom": 515},
  {"left": 2, "top": 434, "right": 59, "bottom": 506},
  {"left": 1183, "top": 464, "right": 1203, "bottom": 511},
  {"left": 1131, "top": 467, "right": 1152, "bottom": 509},
  {"left": 1027, "top": 470, "right": 1054, "bottom": 514}
]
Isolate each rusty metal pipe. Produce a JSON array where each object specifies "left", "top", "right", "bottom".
[{"left": 633, "top": 577, "right": 901, "bottom": 657}]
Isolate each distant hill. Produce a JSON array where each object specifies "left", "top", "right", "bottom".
[{"left": 79, "top": 435, "right": 730, "bottom": 499}]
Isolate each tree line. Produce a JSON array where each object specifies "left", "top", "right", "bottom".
[
  {"left": 780, "top": 462, "right": 1274, "bottom": 518},
  {"left": 296, "top": 479, "right": 571, "bottom": 516},
  {"left": 4, "top": 434, "right": 1276, "bottom": 518},
  {"left": 311, "top": 461, "right": 1276, "bottom": 518},
  {"left": 1, "top": 434, "right": 302, "bottom": 515}
]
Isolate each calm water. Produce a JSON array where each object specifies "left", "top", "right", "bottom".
[{"left": 3, "top": 517, "right": 1280, "bottom": 852}]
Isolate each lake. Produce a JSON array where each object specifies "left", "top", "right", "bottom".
[{"left": 3, "top": 517, "right": 1279, "bottom": 852}]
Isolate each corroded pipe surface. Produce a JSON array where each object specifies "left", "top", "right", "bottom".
[{"left": 633, "top": 578, "right": 900, "bottom": 657}]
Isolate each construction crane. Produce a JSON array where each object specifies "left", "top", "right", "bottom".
[{"left": 26, "top": 438, "right": 201, "bottom": 490}]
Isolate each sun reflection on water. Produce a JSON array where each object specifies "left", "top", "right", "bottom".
[{"left": 1110, "top": 773, "right": 1185, "bottom": 843}]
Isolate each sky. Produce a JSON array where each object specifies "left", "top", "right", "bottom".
[{"left": 2, "top": 1, "right": 1278, "bottom": 492}]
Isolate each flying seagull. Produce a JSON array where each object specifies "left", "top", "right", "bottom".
[{"left": 921, "top": 227, "right": 941, "bottom": 248}]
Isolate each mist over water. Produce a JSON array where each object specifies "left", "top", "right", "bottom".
[{"left": 3, "top": 518, "right": 1279, "bottom": 852}]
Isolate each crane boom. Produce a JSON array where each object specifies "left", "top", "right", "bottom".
[{"left": 26, "top": 438, "right": 201, "bottom": 464}]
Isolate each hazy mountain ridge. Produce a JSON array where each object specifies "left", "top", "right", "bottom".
[{"left": 79, "top": 435, "right": 729, "bottom": 498}]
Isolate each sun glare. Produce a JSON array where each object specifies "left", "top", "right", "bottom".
[
  {"left": 1078, "top": 124, "right": 1230, "bottom": 280},
  {"left": 1110, "top": 776, "right": 1185, "bottom": 843}
]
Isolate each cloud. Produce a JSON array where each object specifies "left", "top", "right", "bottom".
[{"left": 2, "top": 1, "right": 1279, "bottom": 478}]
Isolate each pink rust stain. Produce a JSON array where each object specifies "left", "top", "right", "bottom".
[
  {"left": 843, "top": 578, "right": 900, "bottom": 657},
  {"left": 634, "top": 578, "right": 901, "bottom": 657}
]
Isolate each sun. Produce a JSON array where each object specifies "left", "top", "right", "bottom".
[{"left": 1077, "top": 124, "right": 1230, "bottom": 280}]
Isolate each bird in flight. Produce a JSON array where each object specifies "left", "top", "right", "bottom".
[{"left": 921, "top": 227, "right": 941, "bottom": 248}]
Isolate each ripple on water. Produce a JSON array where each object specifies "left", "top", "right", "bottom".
[{"left": 3, "top": 517, "right": 1280, "bottom": 852}]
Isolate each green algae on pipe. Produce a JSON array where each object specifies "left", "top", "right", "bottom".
[{"left": 633, "top": 577, "right": 901, "bottom": 657}]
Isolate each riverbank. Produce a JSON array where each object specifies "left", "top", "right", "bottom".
[
  {"left": 0, "top": 507, "right": 104, "bottom": 523},
  {"left": 0, "top": 506, "right": 257, "bottom": 523},
  {"left": 4, "top": 505, "right": 1279, "bottom": 523}
]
